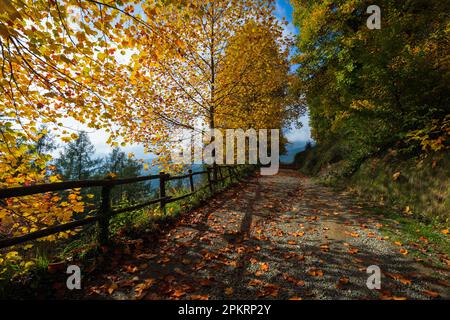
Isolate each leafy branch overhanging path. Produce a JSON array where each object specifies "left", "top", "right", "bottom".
[{"left": 77, "top": 170, "right": 449, "bottom": 300}]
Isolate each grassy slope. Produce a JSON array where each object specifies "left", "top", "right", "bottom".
[{"left": 294, "top": 145, "right": 450, "bottom": 262}]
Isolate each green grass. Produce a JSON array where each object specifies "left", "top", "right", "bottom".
[
  {"left": 365, "top": 207, "right": 449, "bottom": 267},
  {"left": 347, "top": 152, "right": 450, "bottom": 223}
]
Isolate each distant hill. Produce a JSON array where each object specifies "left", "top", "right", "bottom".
[
  {"left": 139, "top": 141, "right": 309, "bottom": 171},
  {"left": 280, "top": 141, "right": 308, "bottom": 164}
]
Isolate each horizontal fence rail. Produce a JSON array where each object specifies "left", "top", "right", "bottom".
[{"left": 0, "top": 165, "right": 253, "bottom": 249}]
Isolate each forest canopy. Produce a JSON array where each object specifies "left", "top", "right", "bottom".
[
  {"left": 0, "top": 0, "right": 302, "bottom": 272},
  {"left": 292, "top": 0, "right": 449, "bottom": 160}
]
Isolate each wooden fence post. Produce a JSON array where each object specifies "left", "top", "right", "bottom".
[
  {"left": 234, "top": 166, "right": 238, "bottom": 180},
  {"left": 159, "top": 171, "right": 167, "bottom": 215},
  {"left": 218, "top": 166, "right": 223, "bottom": 182},
  {"left": 188, "top": 169, "right": 194, "bottom": 193},
  {"left": 207, "top": 167, "right": 214, "bottom": 194},
  {"left": 228, "top": 166, "right": 233, "bottom": 182},
  {"left": 98, "top": 184, "right": 112, "bottom": 246}
]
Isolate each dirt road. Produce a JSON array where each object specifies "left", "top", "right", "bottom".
[{"left": 79, "top": 169, "right": 450, "bottom": 300}]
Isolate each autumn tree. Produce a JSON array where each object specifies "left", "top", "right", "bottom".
[
  {"left": 0, "top": 126, "right": 84, "bottom": 272},
  {"left": 2, "top": 0, "right": 298, "bottom": 171},
  {"left": 0, "top": 0, "right": 299, "bottom": 270},
  {"left": 216, "top": 20, "right": 304, "bottom": 157},
  {"left": 0, "top": 0, "right": 141, "bottom": 269},
  {"left": 104, "top": 1, "right": 298, "bottom": 170}
]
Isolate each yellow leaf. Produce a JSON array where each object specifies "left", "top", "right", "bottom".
[
  {"left": 6, "top": 251, "right": 19, "bottom": 259},
  {"left": 224, "top": 287, "right": 234, "bottom": 296}
]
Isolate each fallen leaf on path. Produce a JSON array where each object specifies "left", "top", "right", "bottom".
[
  {"left": 223, "top": 260, "right": 238, "bottom": 267},
  {"left": 134, "top": 279, "right": 155, "bottom": 299},
  {"left": 338, "top": 277, "right": 350, "bottom": 285},
  {"left": 422, "top": 290, "right": 439, "bottom": 298},
  {"left": 199, "top": 278, "right": 214, "bottom": 287},
  {"left": 418, "top": 236, "right": 429, "bottom": 244},
  {"left": 107, "top": 283, "right": 118, "bottom": 295},
  {"left": 379, "top": 291, "right": 407, "bottom": 300},
  {"left": 282, "top": 273, "right": 305, "bottom": 287},
  {"left": 307, "top": 268, "right": 324, "bottom": 277},
  {"left": 385, "top": 273, "right": 411, "bottom": 285},
  {"left": 256, "top": 284, "right": 279, "bottom": 298},
  {"left": 248, "top": 279, "right": 264, "bottom": 287},
  {"left": 136, "top": 253, "right": 157, "bottom": 260},
  {"left": 336, "top": 277, "right": 350, "bottom": 289},
  {"left": 171, "top": 289, "right": 186, "bottom": 299},
  {"left": 260, "top": 262, "right": 269, "bottom": 272},
  {"left": 117, "top": 276, "right": 139, "bottom": 287},
  {"left": 225, "top": 287, "right": 234, "bottom": 296},
  {"left": 124, "top": 265, "right": 138, "bottom": 273},
  {"left": 157, "top": 257, "right": 171, "bottom": 264},
  {"left": 399, "top": 249, "right": 408, "bottom": 255},
  {"left": 138, "top": 263, "right": 148, "bottom": 270},
  {"left": 191, "top": 295, "right": 209, "bottom": 300},
  {"left": 437, "top": 279, "right": 450, "bottom": 287}
]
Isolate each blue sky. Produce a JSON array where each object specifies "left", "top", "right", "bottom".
[{"left": 275, "top": 0, "right": 298, "bottom": 39}]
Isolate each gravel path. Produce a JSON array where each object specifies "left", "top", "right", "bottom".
[{"left": 80, "top": 169, "right": 450, "bottom": 300}]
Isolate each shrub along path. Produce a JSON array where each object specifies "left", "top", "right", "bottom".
[{"left": 75, "top": 169, "right": 449, "bottom": 300}]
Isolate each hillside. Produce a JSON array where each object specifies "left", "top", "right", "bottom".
[{"left": 294, "top": 144, "right": 450, "bottom": 224}]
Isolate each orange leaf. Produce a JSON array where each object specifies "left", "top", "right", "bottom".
[
  {"left": 422, "top": 290, "right": 439, "bottom": 298},
  {"left": 260, "top": 262, "right": 269, "bottom": 272},
  {"left": 171, "top": 290, "right": 186, "bottom": 299},
  {"left": 307, "top": 268, "right": 324, "bottom": 277},
  {"left": 338, "top": 277, "right": 350, "bottom": 285},
  {"left": 191, "top": 295, "right": 209, "bottom": 300},
  {"left": 107, "top": 283, "right": 118, "bottom": 295}
]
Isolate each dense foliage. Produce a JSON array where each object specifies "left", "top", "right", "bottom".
[{"left": 292, "top": 0, "right": 449, "bottom": 164}]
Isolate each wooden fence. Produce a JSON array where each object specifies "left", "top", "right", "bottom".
[{"left": 0, "top": 165, "right": 253, "bottom": 249}]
